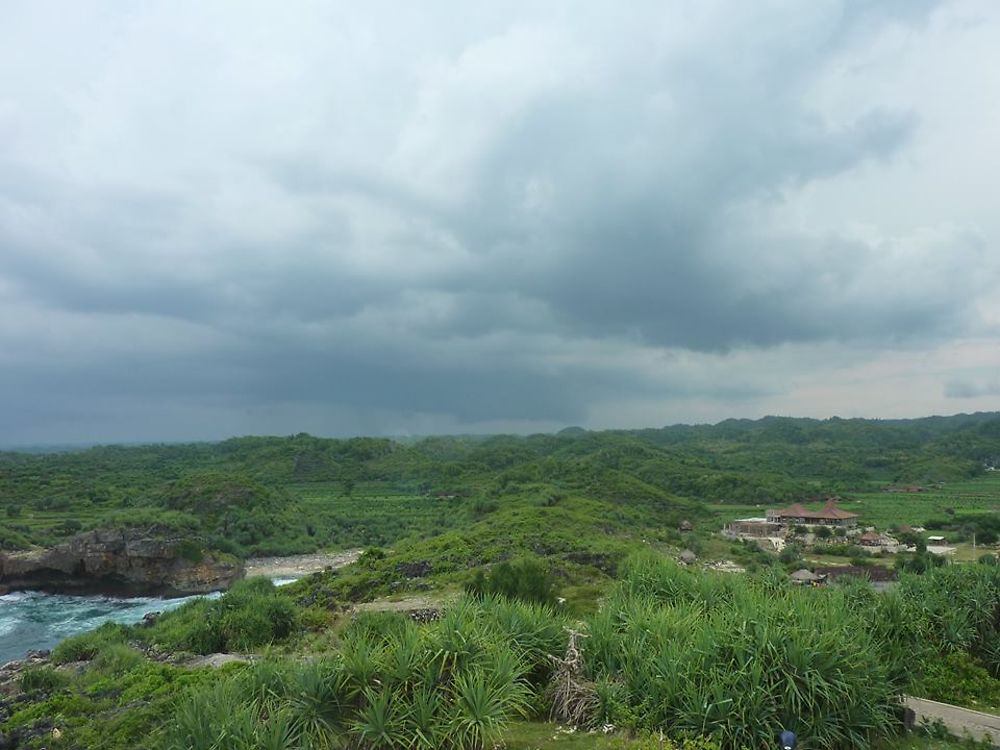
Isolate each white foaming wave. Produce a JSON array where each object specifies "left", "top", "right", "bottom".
[
  {"left": 0, "top": 591, "right": 37, "bottom": 603},
  {"left": 0, "top": 615, "right": 16, "bottom": 637}
]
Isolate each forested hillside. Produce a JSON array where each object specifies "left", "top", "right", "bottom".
[{"left": 1, "top": 412, "right": 997, "bottom": 558}]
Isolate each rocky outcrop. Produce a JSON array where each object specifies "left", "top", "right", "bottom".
[{"left": 0, "top": 528, "right": 242, "bottom": 596}]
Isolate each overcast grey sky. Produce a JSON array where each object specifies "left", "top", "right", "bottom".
[{"left": 1, "top": 0, "right": 999, "bottom": 444}]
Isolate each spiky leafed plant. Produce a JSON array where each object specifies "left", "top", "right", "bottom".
[
  {"left": 163, "top": 689, "right": 225, "bottom": 750},
  {"left": 340, "top": 637, "right": 381, "bottom": 700},
  {"left": 244, "top": 658, "right": 292, "bottom": 704},
  {"left": 379, "top": 623, "right": 425, "bottom": 690},
  {"left": 284, "top": 660, "right": 348, "bottom": 749},
  {"left": 351, "top": 687, "right": 410, "bottom": 750},
  {"left": 447, "top": 669, "right": 511, "bottom": 750},
  {"left": 581, "top": 552, "right": 897, "bottom": 750},
  {"left": 163, "top": 679, "right": 258, "bottom": 750},
  {"left": 247, "top": 705, "right": 302, "bottom": 750},
  {"left": 430, "top": 602, "right": 483, "bottom": 678},
  {"left": 405, "top": 684, "right": 446, "bottom": 750},
  {"left": 473, "top": 594, "right": 567, "bottom": 684}
]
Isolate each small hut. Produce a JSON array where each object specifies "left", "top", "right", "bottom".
[
  {"left": 789, "top": 568, "right": 825, "bottom": 586},
  {"left": 859, "top": 530, "right": 881, "bottom": 547}
]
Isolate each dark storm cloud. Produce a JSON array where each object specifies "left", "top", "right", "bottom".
[
  {"left": 0, "top": 0, "right": 996, "bottom": 442},
  {"left": 946, "top": 381, "right": 1000, "bottom": 399}
]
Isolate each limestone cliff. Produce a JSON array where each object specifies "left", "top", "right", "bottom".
[{"left": 0, "top": 528, "right": 243, "bottom": 595}]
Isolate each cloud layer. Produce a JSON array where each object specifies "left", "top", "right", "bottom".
[{"left": 1, "top": 0, "right": 998, "bottom": 443}]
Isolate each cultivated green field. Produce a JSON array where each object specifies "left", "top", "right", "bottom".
[
  {"left": 847, "top": 474, "right": 1000, "bottom": 528},
  {"left": 706, "top": 473, "right": 1000, "bottom": 532},
  {"left": 287, "top": 483, "right": 472, "bottom": 548}
]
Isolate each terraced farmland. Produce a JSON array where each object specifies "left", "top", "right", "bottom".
[{"left": 288, "top": 483, "right": 474, "bottom": 549}]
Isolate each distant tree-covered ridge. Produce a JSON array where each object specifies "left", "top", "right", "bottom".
[{"left": 0, "top": 412, "right": 997, "bottom": 558}]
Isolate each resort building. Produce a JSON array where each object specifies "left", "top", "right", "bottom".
[{"left": 765, "top": 498, "right": 859, "bottom": 527}]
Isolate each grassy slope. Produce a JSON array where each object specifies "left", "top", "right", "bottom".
[{"left": 289, "top": 487, "right": 695, "bottom": 610}]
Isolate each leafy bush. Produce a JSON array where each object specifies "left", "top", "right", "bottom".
[
  {"left": 470, "top": 497, "right": 499, "bottom": 517},
  {"left": 141, "top": 577, "right": 299, "bottom": 654},
  {"left": 0, "top": 523, "right": 31, "bottom": 549},
  {"left": 466, "top": 555, "right": 559, "bottom": 606},
  {"left": 19, "top": 666, "right": 70, "bottom": 693},
  {"left": 52, "top": 622, "right": 130, "bottom": 664},
  {"left": 915, "top": 651, "right": 1000, "bottom": 712},
  {"left": 90, "top": 644, "right": 145, "bottom": 677},
  {"left": 176, "top": 539, "right": 204, "bottom": 563},
  {"left": 896, "top": 551, "right": 946, "bottom": 574}
]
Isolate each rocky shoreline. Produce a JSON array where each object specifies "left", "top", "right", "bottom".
[
  {"left": 0, "top": 530, "right": 364, "bottom": 598},
  {"left": 0, "top": 528, "right": 241, "bottom": 597}
]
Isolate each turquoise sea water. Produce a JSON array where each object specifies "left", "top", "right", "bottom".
[
  {"left": 0, "top": 577, "right": 298, "bottom": 664},
  {"left": 0, "top": 590, "right": 209, "bottom": 664}
]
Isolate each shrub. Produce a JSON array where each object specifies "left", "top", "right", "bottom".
[
  {"left": 140, "top": 598, "right": 221, "bottom": 653},
  {"left": 0, "top": 524, "right": 30, "bottom": 549},
  {"left": 216, "top": 578, "right": 298, "bottom": 652},
  {"left": 52, "top": 622, "right": 130, "bottom": 664},
  {"left": 342, "top": 610, "right": 412, "bottom": 645},
  {"left": 162, "top": 598, "right": 542, "bottom": 750},
  {"left": 470, "top": 497, "right": 499, "bottom": 517},
  {"left": 58, "top": 518, "right": 83, "bottom": 535},
  {"left": 465, "top": 555, "right": 558, "bottom": 606},
  {"left": 896, "top": 551, "right": 946, "bottom": 574},
  {"left": 176, "top": 539, "right": 204, "bottom": 563},
  {"left": 90, "top": 644, "right": 145, "bottom": 677},
  {"left": 916, "top": 651, "right": 1000, "bottom": 710},
  {"left": 583, "top": 552, "right": 896, "bottom": 749},
  {"left": 19, "top": 666, "right": 70, "bottom": 693},
  {"left": 142, "top": 578, "right": 299, "bottom": 654}
]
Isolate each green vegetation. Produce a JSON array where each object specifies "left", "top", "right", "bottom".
[
  {"left": 3, "top": 412, "right": 1000, "bottom": 748},
  {"left": 3, "top": 413, "right": 999, "bottom": 559},
  {"left": 466, "top": 555, "right": 559, "bottom": 606},
  {"left": 6, "top": 555, "right": 1000, "bottom": 749},
  {"left": 140, "top": 577, "right": 300, "bottom": 653}
]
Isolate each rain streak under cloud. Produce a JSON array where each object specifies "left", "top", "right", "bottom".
[{"left": 1, "top": 0, "right": 999, "bottom": 444}]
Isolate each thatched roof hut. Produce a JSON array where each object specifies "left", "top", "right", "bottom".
[{"left": 789, "top": 568, "right": 824, "bottom": 585}]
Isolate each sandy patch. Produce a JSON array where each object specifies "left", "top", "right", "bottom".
[
  {"left": 353, "top": 593, "right": 454, "bottom": 613},
  {"left": 244, "top": 549, "right": 362, "bottom": 579}
]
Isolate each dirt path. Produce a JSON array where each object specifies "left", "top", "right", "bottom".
[
  {"left": 244, "top": 549, "right": 362, "bottom": 580},
  {"left": 352, "top": 593, "right": 454, "bottom": 613},
  {"left": 906, "top": 696, "right": 1000, "bottom": 746}
]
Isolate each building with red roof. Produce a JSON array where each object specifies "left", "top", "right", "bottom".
[{"left": 766, "top": 498, "right": 859, "bottom": 527}]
